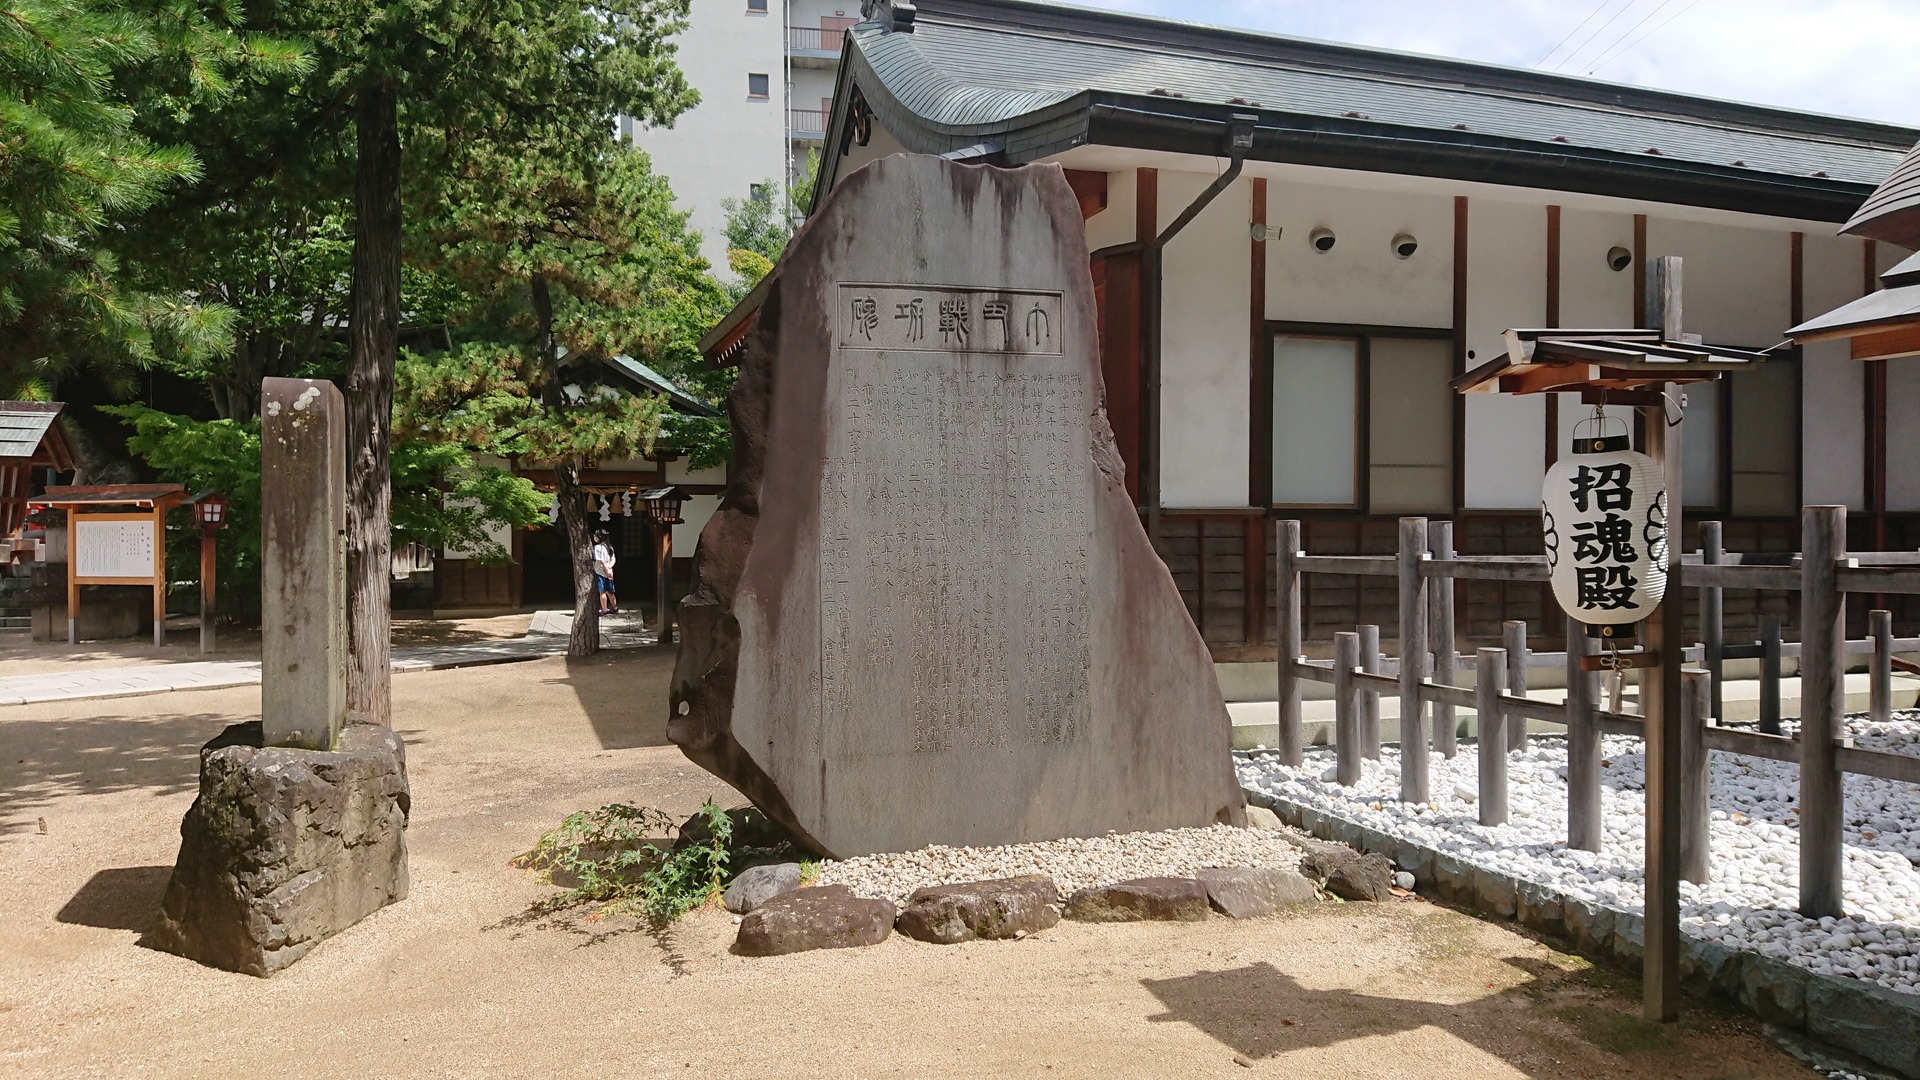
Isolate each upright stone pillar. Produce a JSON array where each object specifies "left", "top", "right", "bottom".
[
  {"left": 150, "top": 377, "right": 406, "bottom": 976},
  {"left": 261, "top": 376, "right": 348, "bottom": 750}
]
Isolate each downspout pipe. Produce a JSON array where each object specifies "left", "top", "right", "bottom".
[{"left": 1142, "top": 114, "right": 1258, "bottom": 544}]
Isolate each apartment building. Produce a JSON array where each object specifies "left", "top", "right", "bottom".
[{"left": 624, "top": 0, "right": 862, "bottom": 276}]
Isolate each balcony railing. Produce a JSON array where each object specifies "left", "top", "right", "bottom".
[
  {"left": 787, "top": 25, "right": 846, "bottom": 54},
  {"left": 789, "top": 108, "right": 827, "bottom": 137}
]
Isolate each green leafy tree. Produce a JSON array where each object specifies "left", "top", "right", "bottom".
[
  {"left": 0, "top": 0, "right": 305, "bottom": 398},
  {"left": 404, "top": 144, "right": 727, "bottom": 656},
  {"left": 104, "top": 402, "right": 544, "bottom": 622}
]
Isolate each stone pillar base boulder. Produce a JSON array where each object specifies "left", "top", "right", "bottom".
[{"left": 148, "top": 721, "right": 409, "bottom": 976}]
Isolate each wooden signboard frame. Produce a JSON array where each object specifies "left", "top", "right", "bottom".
[{"left": 28, "top": 484, "right": 187, "bottom": 646}]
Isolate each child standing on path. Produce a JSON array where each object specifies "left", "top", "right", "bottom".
[{"left": 592, "top": 531, "right": 619, "bottom": 615}]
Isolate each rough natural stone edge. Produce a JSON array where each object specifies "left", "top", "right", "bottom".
[{"left": 1244, "top": 784, "right": 1920, "bottom": 1080}]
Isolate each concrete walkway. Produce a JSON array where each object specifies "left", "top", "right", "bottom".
[{"left": 0, "top": 612, "right": 655, "bottom": 706}]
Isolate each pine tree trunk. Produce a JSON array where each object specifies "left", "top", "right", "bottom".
[
  {"left": 554, "top": 462, "right": 600, "bottom": 658},
  {"left": 531, "top": 271, "right": 599, "bottom": 659},
  {"left": 344, "top": 78, "right": 400, "bottom": 726}
]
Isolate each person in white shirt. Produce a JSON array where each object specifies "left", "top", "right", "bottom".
[{"left": 591, "top": 531, "right": 619, "bottom": 615}]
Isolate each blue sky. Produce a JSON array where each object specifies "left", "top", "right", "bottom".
[{"left": 1076, "top": 0, "right": 1920, "bottom": 128}]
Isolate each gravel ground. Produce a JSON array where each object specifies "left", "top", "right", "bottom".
[
  {"left": 816, "top": 824, "right": 1307, "bottom": 907},
  {"left": 1239, "top": 713, "right": 1920, "bottom": 997}
]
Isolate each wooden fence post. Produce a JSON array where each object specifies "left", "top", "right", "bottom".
[
  {"left": 1429, "top": 521, "right": 1458, "bottom": 758},
  {"left": 1334, "top": 631, "right": 1361, "bottom": 787},
  {"left": 1277, "top": 520, "right": 1303, "bottom": 767},
  {"left": 1799, "top": 505, "right": 1847, "bottom": 919},
  {"left": 1359, "top": 624, "right": 1382, "bottom": 760},
  {"left": 1760, "top": 615, "right": 1783, "bottom": 736},
  {"left": 1504, "top": 620, "right": 1530, "bottom": 750},
  {"left": 1701, "top": 520, "right": 1724, "bottom": 723},
  {"left": 1399, "top": 516, "right": 1430, "bottom": 803},
  {"left": 1681, "top": 668, "right": 1712, "bottom": 884},
  {"left": 1638, "top": 371, "right": 1684, "bottom": 1024},
  {"left": 1566, "top": 621, "right": 1603, "bottom": 852},
  {"left": 1871, "top": 608, "right": 1893, "bottom": 725},
  {"left": 1476, "top": 647, "right": 1508, "bottom": 826}
]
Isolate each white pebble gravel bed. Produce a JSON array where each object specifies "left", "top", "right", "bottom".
[
  {"left": 815, "top": 824, "right": 1304, "bottom": 909},
  {"left": 1238, "top": 712, "right": 1920, "bottom": 997}
]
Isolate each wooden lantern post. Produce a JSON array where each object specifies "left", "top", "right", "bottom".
[
  {"left": 192, "top": 491, "right": 229, "bottom": 655},
  {"left": 639, "top": 486, "right": 687, "bottom": 645},
  {"left": 1449, "top": 255, "right": 1763, "bottom": 1023}
]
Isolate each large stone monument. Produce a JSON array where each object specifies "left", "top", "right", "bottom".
[
  {"left": 670, "top": 155, "right": 1244, "bottom": 858},
  {"left": 149, "top": 378, "right": 408, "bottom": 975}
]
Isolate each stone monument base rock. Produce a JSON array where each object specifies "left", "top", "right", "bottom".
[
  {"left": 895, "top": 875, "right": 1061, "bottom": 944},
  {"left": 733, "top": 885, "right": 896, "bottom": 956},
  {"left": 148, "top": 721, "right": 409, "bottom": 976}
]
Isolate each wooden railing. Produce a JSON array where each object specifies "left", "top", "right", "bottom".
[{"left": 1273, "top": 507, "right": 1920, "bottom": 920}]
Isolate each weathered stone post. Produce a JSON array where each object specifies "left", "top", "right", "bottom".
[
  {"left": 261, "top": 377, "right": 348, "bottom": 750},
  {"left": 148, "top": 377, "right": 408, "bottom": 976}
]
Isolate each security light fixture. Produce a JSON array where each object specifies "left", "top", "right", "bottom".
[
  {"left": 1309, "top": 227, "right": 1336, "bottom": 253},
  {"left": 1608, "top": 246, "right": 1633, "bottom": 272},
  {"left": 1392, "top": 233, "right": 1418, "bottom": 259}
]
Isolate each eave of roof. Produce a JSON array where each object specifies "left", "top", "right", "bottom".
[
  {"left": 819, "top": 0, "right": 1917, "bottom": 223},
  {"left": 1843, "top": 140, "right": 1920, "bottom": 247}
]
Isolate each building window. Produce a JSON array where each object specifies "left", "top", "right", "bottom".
[
  {"left": 749, "top": 183, "right": 766, "bottom": 201},
  {"left": 1270, "top": 326, "right": 1454, "bottom": 513},
  {"left": 747, "top": 73, "right": 770, "bottom": 99},
  {"left": 746, "top": 0, "right": 767, "bottom": 10}
]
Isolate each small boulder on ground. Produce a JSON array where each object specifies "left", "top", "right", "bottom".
[
  {"left": 1296, "top": 845, "right": 1395, "bottom": 902},
  {"left": 1244, "top": 806, "right": 1285, "bottom": 831},
  {"left": 723, "top": 862, "right": 802, "bottom": 913},
  {"left": 896, "top": 875, "right": 1060, "bottom": 944},
  {"left": 1064, "top": 877, "right": 1209, "bottom": 922},
  {"left": 734, "top": 885, "right": 896, "bottom": 956},
  {"left": 1196, "top": 866, "right": 1318, "bottom": 918}
]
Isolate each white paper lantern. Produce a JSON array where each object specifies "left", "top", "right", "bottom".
[{"left": 1543, "top": 433, "right": 1668, "bottom": 634}]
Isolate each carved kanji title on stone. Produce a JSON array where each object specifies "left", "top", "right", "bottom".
[{"left": 668, "top": 155, "right": 1243, "bottom": 858}]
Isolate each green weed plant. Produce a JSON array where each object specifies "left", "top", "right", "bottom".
[{"left": 516, "top": 801, "right": 732, "bottom": 922}]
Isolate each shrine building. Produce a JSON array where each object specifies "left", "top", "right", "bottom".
[{"left": 699, "top": 0, "right": 1919, "bottom": 667}]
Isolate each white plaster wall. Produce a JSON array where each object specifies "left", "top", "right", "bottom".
[
  {"left": 1801, "top": 232, "right": 1870, "bottom": 509},
  {"left": 627, "top": 2, "right": 788, "bottom": 277},
  {"left": 675, "top": 493, "right": 721, "bottom": 551},
  {"left": 1083, "top": 168, "right": 1137, "bottom": 250},
  {"left": 1264, "top": 176, "right": 1453, "bottom": 328},
  {"left": 1464, "top": 197, "right": 1547, "bottom": 509},
  {"left": 1158, "top": 170, "right": 1251, "bottom": 508},
  {"left": 1559, "top": 208, "right": 1636, "bottom": 328},
  {"left": 1644, "top": 217, "right": 1790, "bottom": 346},
  {"left": 664, "top": 459, "right": 728, "bottom": 485}
]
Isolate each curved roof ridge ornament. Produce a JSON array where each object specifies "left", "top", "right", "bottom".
[{"left": 860, "top": 0, "right": 916, "bottom": 34}]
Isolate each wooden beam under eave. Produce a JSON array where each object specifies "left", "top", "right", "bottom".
[
  {"left": 1498, "top": 364, "right": 1600, "bottom": 395},
  {"left": 1852, "top": 322, "right": 1920, "bottom": 361},
  {"left": 1063, "top": 169, "right": 1108, "bottom": 221}
]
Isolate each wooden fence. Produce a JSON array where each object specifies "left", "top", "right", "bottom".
[{"left": 1274, "top": 507, "right": 1920, "bottom": 919}]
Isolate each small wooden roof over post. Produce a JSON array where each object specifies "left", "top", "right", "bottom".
[
  {"left": 1788, "top": 136, "right": 1920, "bottom": 360},
  {"left": 0, "top": 401, "right": 76, "bottom": 539}
]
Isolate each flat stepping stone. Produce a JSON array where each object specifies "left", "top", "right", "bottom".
[
  {"left": 1196, "top": 866, "right": 1317, "bottom": 918},
  {"left": 895, "top": 875, "right": 1060, "bottom": 944},
  {"left": 1064, "top": 877, "right": 1209, "bottom": 922},
  {"left": 724, "top": 862, "right": 801, "bottom": 914},
  {"left": 734, "top": 885, "right": 895, "bottom": 956}
]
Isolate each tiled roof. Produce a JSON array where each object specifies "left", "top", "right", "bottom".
[{"left": 831, "top": 0, "right": 1917, "bottom": 220}]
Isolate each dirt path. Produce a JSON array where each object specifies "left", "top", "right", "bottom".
[{"left": 0, "top": 648, "right": 1818, "bottom": 1079}]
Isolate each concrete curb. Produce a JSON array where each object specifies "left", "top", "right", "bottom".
[{"left": 1245, "top": 785, "right": 1920, "bottom": 1079}]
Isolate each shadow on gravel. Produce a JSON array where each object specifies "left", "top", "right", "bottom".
[
  {"left": 55, "top": 865, "right": 172, "bottom": 932},
  {"left": 0, "top": 711, "right": 232, "bottom": 839},
  {"left": 1141, "top": 955, "right": 1757, "bottom": 1078},
  {"left": 553, "top": 644, "right": 678, "bottom": 751}
]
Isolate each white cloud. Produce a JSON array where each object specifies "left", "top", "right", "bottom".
[{"left": 1079, "top": 0, "right": 1920, "bottom": 128}]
